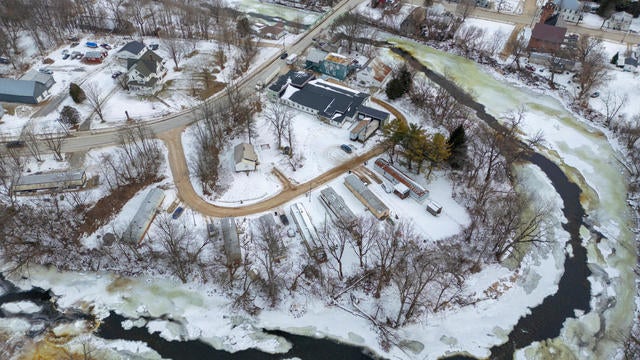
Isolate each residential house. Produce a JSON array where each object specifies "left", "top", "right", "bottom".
[
  {"left": 83, "top": 50, "right": 107, "bottom": 64},
  {"left": 624, "top": 56, "right": 638, "bottom": 72},
  {"left": 373, "top": 158, "right": 429, "bottom": 202},
  {"left": 553, "top": 0, "right": 582, "bottom": 23},
  {"left": 275, "top": 77, "right": 390, "bottom": 127},
  {"left": 527, "top": 23, "right": 567, "bottom": 53},
  {"left": 259, "top": 22, "right": 285, "bottom": 40},
  {"left": 607, "top": 11, "right": 633, "bottom": 31},
  {"left": 234, "top": 143, "right": 258, "bottom": 172},
  {"left": 319, "top": 187, "right": 357, "bottom": 228},
  {"left": 0, "top": 71, "right": 55, "bottom": 104},
  {"left": 116, "top": 40, "right": 147, "bottom": 60},
  {"left": 305, "top": 49, "right": 354, "bottom": 80},
  {"left": 289, "top": 202, "right": 326, "bottom": 262},
  {"left": 126, "top": 50, "right": 167, "bottom": 93},
  {"left": 266, "top": 70, "right": 315, "bottom": 100},
  {"left": 123, "top": 188, "right": 165, "bottom": 244}
]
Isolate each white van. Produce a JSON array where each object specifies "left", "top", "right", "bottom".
[{"left": 286, "top": 53, "right": 297, "bottom": 65}]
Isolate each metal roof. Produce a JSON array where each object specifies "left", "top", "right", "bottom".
[
  {"left": 358, "top": 105, "right": 390, "bottom": 122},
  {"left": 221, "top": 217, "right": 242, "bottom": 264},
  {"left": 0, "top": 78, "right": 47, "bottom": 104},
  {"left": 234, "top": 143, "right": 258, "bottom": 164},
  {"left": 306, "top": 48, "right": 328, "bottom": 64},
  {"left": 319, "top": 187, "right": 357, "bottom": 226},
  {"left": 118, "top": 40, "right": 146, "bottom": 55},
  {"left": 531, "top": 23, "right": 567, "bottom": 45},
  {"left": 127, "top": 50, "right": 163, "bottom": 75},
  {"left": 123, "top": 188, "right": 165, "bottom": 244},
  {"left": 344, "top": 174, "right": 388, "bottom": 215},
  {"left": 20, "top": 70, "right": 54, "bottom": 85},
  {"left": 285, "top": 79, "right": 368, "bottom": 124},
  {"left": 15, "top": 170, "right": 86, "bottom": 186},
  {"left": 267, "top": 70, "right": 315, "bottom": 93}
]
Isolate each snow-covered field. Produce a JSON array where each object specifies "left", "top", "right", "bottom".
[{"left": 228, "top": 0, "right": 323, "bottom": 25}]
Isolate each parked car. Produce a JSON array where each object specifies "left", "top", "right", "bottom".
[
  {"left": 62, "top": 53, "right": 70, "bottom": 60},
  {"left": 86, "top": 42, "right": 98, "bottom": 48},
  {"left": 172, "top": 207, "right": 184, "bottom": 219},
  {"left": 590, "top": 91, "right": 600, "bottom": 98},
  {"left": 100, "top": 43, "right": 112, "bottom": 50},
  {"left": 70, "top": 42, "right": 79, "bottom": 48},
  {"left": 71, "top": 51, "right": 83, "bottom": 59},
  {"left": 5, "top": 141, "right": 25, "bottom": 149},
  {"left": 279, "top": 214, "right": 289, "bottom": 226},
  {"left": 0, "top": 57, "right": 9, "bottom": 64},
  {"left": 67, "top": 36, "right": 79, "bottom": 42},
  {"left": 280, "top": 52, "right": 288, "bottom": 59},
  {"left": 62, "top": 49, "right": 69, "bottom": 55},
  {"left": 381, "top": 183, "right": 393, "bottom": 194},
  {"left": 525, "top": 64, "right": 535, "bottom": 72},
  {"left": 340, "top": 144, "right": 352, "bottom": 154},
  {"left": 111, "top": 71, "right": 123, "bottom": 79},
  {"left": 38, "top": 68, "right": 53, "bottom": 75},
  {"left": 148, "top": 44, "right": 159, "bottom": 50}
]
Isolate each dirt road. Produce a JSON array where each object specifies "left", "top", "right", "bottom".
[{"left": 159, "top": 128, "right": 385, "bottom": 217}]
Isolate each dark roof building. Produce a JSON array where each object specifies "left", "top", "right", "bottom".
[
  {"left": 527, "top": 23, "right": 567, "bottom": 53},
  {"left": 126, "top": 50, "right": 166, "bottom": 92},
  {"left": 117, "top": 40, "right": 146, "bottom": 59},
  {"left": 0, "top": 71, "right": 55, "bottom": 104},
  {"left": 267, "top": 70, "right": 315, "bottom": 99}
]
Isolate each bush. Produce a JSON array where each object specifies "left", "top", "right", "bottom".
[
  {"left": 59, "top": 106, "right": 80, "bottom": 127},
  {"left": 69, "top": 83, "right": 86, "bottom": 103},
  {"left": 385, "top": 65, "right": 413, "bottom": 100}
]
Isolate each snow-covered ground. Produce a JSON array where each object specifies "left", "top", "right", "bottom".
[
  {"left": 389, "top": 37, "right": 637, "bottom": 359},
  {"left": 227, "top": 0, "right": 323, "bottom": 26}
]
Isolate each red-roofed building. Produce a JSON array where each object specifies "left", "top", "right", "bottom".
[{"left": 527, "top": 23, "right": 567, "bottom": 53}]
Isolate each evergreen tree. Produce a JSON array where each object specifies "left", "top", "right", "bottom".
[
  {"left": 59, "top": 106, "right": 80, "bottom": 127},
  {"left": 69, "top": 83, "right": 86, "bottom": 103},
  {"left": 447, "top": 125, "right": 467, "bottom": 169},
  {"left": 425, "top": 133, "right": 451, "bottom": 179},
  {"left": 611, "top": 52, "right": 619, "bottom": 65},
  {"left": 386, "top": 78, "right": 405, "bottom": 100}
]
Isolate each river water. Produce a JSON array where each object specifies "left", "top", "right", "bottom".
[{"left": 0, "top": 40, "right": 635, "bottom": 360}]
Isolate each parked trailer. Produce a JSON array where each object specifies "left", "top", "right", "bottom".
[{"left": 426, "top": 200, "right": 443, "bottom": 216}]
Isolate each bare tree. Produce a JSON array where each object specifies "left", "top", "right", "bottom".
[
  {"left": 264, "top": 101, "right": 294, "bottom": 149},
  {"left": 506, "top": 32, "right": 528, "bottom": 71},
  {"left": 318, "top": 220, "right": 350, "bottom": 281},
  {"left": 20, "top": 123, "right": 43, "bottom": 162},
  {"left": 153, "top": 214, "right": 208, "bottom": 283},
  {"left": 349, "top": 215, "right": 378, "bottom": 268},
  {"left": 455, "top": 25, "right": 485, "bottom": 58},
  {"left": 574, "top": 36, "right": 608, "bottom": 105},
  {"left": 253, "top": 217, "right": 288, "bottom": 307},
  {"left": 41, "top": 127, "right": 66, "bottom": 161},
  {"left": 456, "top": 0, "right": 476, "bottom": 22},
  {"left": 162, "top": 36, "right": 189, "bottom": 70},
  {"left": 84, "top": 82, "right": 107, "bottom": 123},
  {"left": 331, "top": 12, "right": 364, "bottom": 54},
  {"left": 370, "top": 221, "right": 415, "bottom": 298},
  {"left": 601, "top": 91, "right": 628, "bottom": 127}
]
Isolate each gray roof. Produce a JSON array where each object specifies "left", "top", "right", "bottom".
[
  {"left": 123, "top": 188, "right": 165, "bottom": 244},
  {"left": 15, "top": 170, "right": 85, "bottom": 187},
  {"left": 306, "top": 48, "right": 328, "bottom": 64},
  {"left": 233, "top": 143, "right": 258, "bottom": 164},
  {"left": 0, "top": 105, "right": 5, "bottom": 118},
  {"left": 221, "top": 217, "right": 242, "bottom": 264},
  {"left": 268, "top": 70, "right": 315, "bottom": 93},
  {"left": 344, "top": 174, "right": 388, "bottom": 216},
  {"left": 118, "top": 40, "right": 146, "bottom": 55},
  {"left": 286, "top": 80, "right": 368, "bottom": 124},
  {"left": 319, "top": 187, "right": 357, "bottom": 226},
  {"left": 358, "top": 105, "right": 390, "bottom": 122},
  {"left": 20, "top": 70, "right": 54, "bottom": 86},
  {"left": 127, "top": 50, "right": 163, "bottom": 76},
  {"left": 0, "top": 78, "right": 49, "bottom": 104},
  {"left": 554, "top": 0, "right": 581, "bottom": 11},
  {"left": 625, "top": 57, "right": 638, "bottom": 66}
]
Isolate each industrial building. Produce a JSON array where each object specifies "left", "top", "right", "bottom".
[
  {"left": 344, "top": 174, "right": 389, "bottom": 220},
  {"left": 319, "top": 187, "right": 357, "bottom": 228},
  {"left": 374, "top": 158, "right": 428, "bottom": 202},
  {"left": 289, "top": 202, "right": 326, "bottom": 262},
  {"left": 12, "top": 170, "right": 87, "bottom": 194},
  {"left": 0, "top": 70, "right": 55, "bottom": 104},
  {"left": 349, "top": 118, "right": 380, "bottom": 142},
  {"left": 221, "top": 217, "right": 242, "bottom": 266},
  {"left": 123, "top": 188, "right": 165, "bottom": 244}
]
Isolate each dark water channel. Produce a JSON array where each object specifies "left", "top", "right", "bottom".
[{"left": 391, "top": 47, "right": 592, "bottom": 360}]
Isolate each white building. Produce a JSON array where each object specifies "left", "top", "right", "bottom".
[
  {"left": 554, "top": 0, "right": 582, "bottom": 23},
  {"left": 126, "top": 50, "right": 167, "bottom": 94},
  {"left": 606, "top": 11, "right": 633, "bottom": 31},
  {"left": 234, "top": 143, "right": 258, "bottom": 172}
]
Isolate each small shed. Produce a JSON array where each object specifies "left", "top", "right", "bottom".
[
  {"left": 234, "top": 143, "right": 258, "bottom": 172},
  {"left": 83, "top": 51, "right": 106, "bottom": 64},
  {"left": 426, "top": 200, "right": 443, "bottom": 216},
  {"left": 393, "top": 182, "right": 410, "bottom": 199},
  {"left": 221, "top": 217, "right": 242, "bottom": 266}
]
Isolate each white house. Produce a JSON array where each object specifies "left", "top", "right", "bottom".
[
  {"left": 607, "top": 11, "right": 633, "bottom": 31},
  {"left": 116, "top": 40, "right": 147, "bottom": 61},
  {"left": 126, "top": 50, "right": 167, "bottom": 93},
  {"left": 553, "top": 0, "right": 582, "bottom": 23},
  {"left": 234, "top": 143, "right": 258, "bottom": 172}
]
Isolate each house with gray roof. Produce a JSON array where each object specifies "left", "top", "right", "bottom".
[
  {"left": 606, "top": 11, "right": 633, "bottom": 31},
  {"left": 553, "top": 0, "right": 582, "bottom": 23},
  {"left": 123, "top": 188, "right": 165, "bottom": 244},
  {"left": 12, "top": 170, "right": 86, "bottom": 194},
  {"left": 0, "top": 71, "right": 55, "bottom": 104},
  {"left": 267, "top": 70, "right": 315, "bottom": 100},
  {"left": 116, "top": 40, "right": 147, "bottom": 60},
  {"left": 234, "top": 143, "right": 258, "bottom": 172},
  {"left": 221, "top": 217, "right": 242, "bottom": 266},
  {"left": 344, "top": 174, "right": 389, "bottom": 220},
  {"left": 277, "top": 78, "right": 390, "bottom": 127},
  {"left": 126, "top": 49, "right": 167, "bottom": 93}
]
